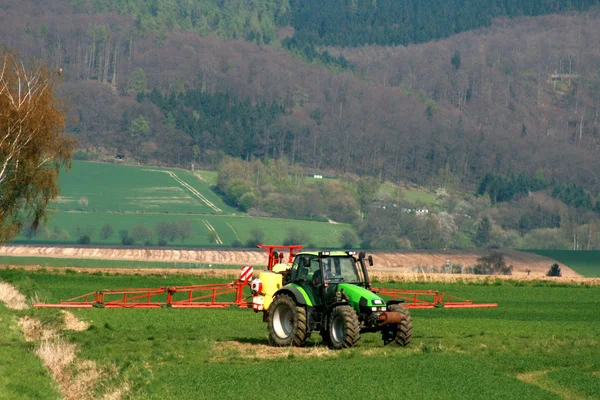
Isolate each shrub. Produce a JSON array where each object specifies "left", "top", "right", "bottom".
[
  {"left": 340, "top": 230, "right": 358, "bottom": 249},
  {"left": 231, "top": 240, "right": 244, "bottom": 248},
  {"left": 246, "top": 228, "right": 265, "bottom": 248},
  {"left": 467, "top": 251, "right": 513, "bottom": 275},
  {"left": 100, "top": 224, "right": 113, "bottom": 240},
  {"left": 77, "top": 235, "right": 91, "bottom": 245},
  {"left": 547, "top": 263, "right": 562, "bottom": 277}
]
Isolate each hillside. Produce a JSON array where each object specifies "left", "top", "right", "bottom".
[
  {"left": 1, "top": 1, "right": 600, "bottom": 194},
  {"left": 2, "top": 1, "right": 600, "bottom": 251},
  {"left": 15, "top": 161, "right": 353, "bottom": 248}
]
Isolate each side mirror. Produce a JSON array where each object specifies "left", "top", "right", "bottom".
[{"left": 368, "top": 255, "right": 373, "bottom": 266}]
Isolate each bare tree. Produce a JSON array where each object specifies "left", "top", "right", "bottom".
[{"left": 0, "top": 51, "right": 75, "bottom": 242}]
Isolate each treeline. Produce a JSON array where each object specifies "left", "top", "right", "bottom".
[
  {"left": 74, "top": 0, "right": 600, "bottom": 48},
  {"left": 478, "top": 173, "right": 600, "bottom": 214},
  {"left": 289, "top": 0, "right": 600, "bottom": 47},
  {"left": 216, "top": 158, "right": 362, "bottom": 224},
  {"left": 477, "top": 173, "right": 547, "bottom": 203},
  {"left": 71, "top": 0, "right": 290, "bottom": 44},
  {"left": 142, "top": 88, "right": 285, "bottom": 160},
  {"left": 31, "top": 219, "right": 195, "bottom": 246}
]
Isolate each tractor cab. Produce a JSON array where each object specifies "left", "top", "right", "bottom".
[{"left": 288, "top": 251, "right": 371, "bottom": 307}]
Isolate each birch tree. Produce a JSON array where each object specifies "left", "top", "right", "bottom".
[{"left": 0, "top": 52, "right": 75, "bottom": 242}]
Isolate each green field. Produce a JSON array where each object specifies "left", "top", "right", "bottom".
[
  {"left": 527, "top": 250, "right": 600, "bottom": 277},
  {"left": 1, "top": 269, "right": 598, "bottom": 399},
  {"left": 13, "top": 161, "right": 356, "bottom": 248},
  {"left": 22, "top": 212, "right": 352, "bottom": 247},
  {"left": 55, "top": 161, "right": 235, "bottom": 214},
  {"left": 0, "top": 303, "right": 59, "bottom": 399}
]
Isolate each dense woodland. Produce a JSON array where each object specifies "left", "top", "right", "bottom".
[{"left": 2, "top": 0, "right": 600, "bottom": 249}]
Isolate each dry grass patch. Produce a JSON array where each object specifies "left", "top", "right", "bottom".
[
  {"left": 35, "top": 336, "right": 128, "bottom": 400},
  {"left": 0, "top": 280, "right": 29, "bottom": 309},
  {"left": 62, "top": 310, "right": 90, "bottom": 331},
  {"left": 19, "top": 316, "right": 58, "bottom": 341},
  {"left": 516, "top": 369, "right": 591, "bottom": 400},
  {"left": 212, "top": 340, "right": 336, "bottom": 360}
]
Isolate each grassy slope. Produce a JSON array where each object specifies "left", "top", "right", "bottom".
[
  {"left": 0, "top": 305, "right": 59, "bottom": 400},
  {"left": 1, "top": 269, "right": 598, "bottom": 399},
  {"left": 56, "top": 161, "right": 235, "bottom": 214},
  {"left": 25, "top": 212, "right": 351, "bottom": 247},
  {"left": 527, "top": 250, "right": 600, "bottom": 277},
  {"left": 16, "top": 161, "right": 354, "bottom": 248}
]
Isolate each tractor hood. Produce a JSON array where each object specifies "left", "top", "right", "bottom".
[{"left": 338, "top": 283, "right": 386, "bottom": 308}]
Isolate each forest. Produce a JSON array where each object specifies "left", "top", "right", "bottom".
[{"left": 2, "top": 0, "right": 600, "bottom": 249}]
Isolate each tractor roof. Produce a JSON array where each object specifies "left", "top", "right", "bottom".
[{"left": 296, "top": 251, "right": 354, "bottom": 257}]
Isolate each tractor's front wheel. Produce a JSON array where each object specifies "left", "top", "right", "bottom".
[
  {"left": 385, "top": 304, "right": 413, "bottom": 347},
  {"left": 268, "top": 294, "right": 309, "bottom": 347},
  {"left": 328, "top": 305, "right": 360, "bottom": 349}
]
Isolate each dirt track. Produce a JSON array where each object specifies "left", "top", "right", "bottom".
[{"left": 0, "top": 245, "right": 578, "bottom": 277}]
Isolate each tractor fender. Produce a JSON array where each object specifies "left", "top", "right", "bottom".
[{"left": 274, "top": 286, "right": 313, "bottom": 307}]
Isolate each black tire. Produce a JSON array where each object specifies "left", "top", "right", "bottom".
[
  {"left": 328, "top": 305, "right": 361, "bottom": 349},
  {"left": 320, "top": 330, "right": 331, "bottom": 346},
  {"left": 387, "top": 303, "right": 413, "bottom": 347},
  {"left": 268, "top": 294, "right": 309, "bottom": 347}
]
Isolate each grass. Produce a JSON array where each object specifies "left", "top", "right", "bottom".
[
  {"left": 13, "top": 160, "right": 356, "bottom": 248},
  {"left": 380, "top": 182, "right": 438, "bottom": 206},
  {"left": 55, "top": 161, "right": 235, "bottom": 214},
  {"left": 194, "top": 170, "right": 219, "bottom": 186},
  {"left": 17, "top": 212, "right": 352, "bottom": 247},
  {"left": 0, "top": 285, "right": 59, "bottom": 400},
  {"left": 526, "top": 250, "right": 600, "bottom": 277},
  {"left": 1, "top": 268, "right": 598, "bottom": 399}
]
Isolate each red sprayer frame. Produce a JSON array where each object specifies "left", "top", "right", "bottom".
[{"left": 33, "top": 244, "right": 497, "bottom": 309}]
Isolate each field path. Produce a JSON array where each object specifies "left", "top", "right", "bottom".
[
  {"left": 226, "top": 223, "right": 241, "bottom": 241},
  {"left": 202, "top": 220, "right": 223, "bottom": 244},
  {"left": 164, "top": 171, "right": 222, "bottom": 213},
  {"left": 0, "top": 245, "right": 580, "bottom": 277}
]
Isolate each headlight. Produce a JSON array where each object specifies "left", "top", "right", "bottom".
[
  {"left": 372, "top": 299, "right": 383, "bottom": 305},
  {"left": 371, "top": 307, "right": 377, "bottom": 311},
  {"left": 379, "top": 307, "right": 386, "bottom": 311}
]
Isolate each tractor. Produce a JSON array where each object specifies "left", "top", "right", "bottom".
[
  {"left": 251, "top": 249, "right": 412, "bottom": 349},
  {"left": 35, "top": 244, "right": 497, "bottom": 349}
]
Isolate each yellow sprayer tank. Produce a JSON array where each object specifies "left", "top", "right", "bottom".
[{"left": 259, "top": 271, "right": 283, "bottom": 310}]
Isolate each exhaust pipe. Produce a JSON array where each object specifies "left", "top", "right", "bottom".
[{"left": 378, "top": 311, "right": 402, "bottom": 325}]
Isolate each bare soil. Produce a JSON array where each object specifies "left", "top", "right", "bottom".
[{"left": 0, "top": 245, "right": 579, "bottom": 277}]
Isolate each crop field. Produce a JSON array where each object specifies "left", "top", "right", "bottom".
[
  {"left": 1, "top": 268, "right": 598, "bottom": 399},
  {"left": 55, "top": 161, "right": 234, "bottom": 214},
  {"left": 527, "top": 250, "right": 600, "bottom": 277},
  {"left": 14, "top": 161, "right": 354, "bottom": 248},
  {"left": 26, "top": 213, "right": 351, "bottom": 247}
]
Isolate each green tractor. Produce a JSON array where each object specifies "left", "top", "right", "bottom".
[{"left": 255, "top": 250, "right": 412, "bottom": 349}]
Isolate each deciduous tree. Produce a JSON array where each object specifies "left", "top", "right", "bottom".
[{"left": 0, "top": 52, "right": 75, "bottom": 242}]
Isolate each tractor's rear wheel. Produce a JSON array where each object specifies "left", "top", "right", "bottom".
[
  {"left": 328, "top": 305, "right": 360, "bottom": 349},
  {"left": 386, "top": 304, "right": 413, "bottom": 346},
  {"left": 268, "top": 294, "right": 309, "bottom": 347}
]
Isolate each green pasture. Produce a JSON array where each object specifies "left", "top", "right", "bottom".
[
  {"left": 194, "top": 170, "right": 219, "bottom": 186},
  {"left": 54, "top": 161, "right": 235, "bottom": 214},
  {"left": 0, "top": 303, "right": 59, "bottom": 400},
  {"left": 1, "top": 269, "right": 598, "bottom": 400},
  {"left": 527, "top": 250, "right": 600, "bottom": 277},
  {"left": 21, "top": 212, "right": 351, "bottom": 248},
  {"left": 380, "top": 182, "right": 437, "bottom": 206},
  {"left": 20, "top": 161, "right": 358, "bottom": 248}
]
